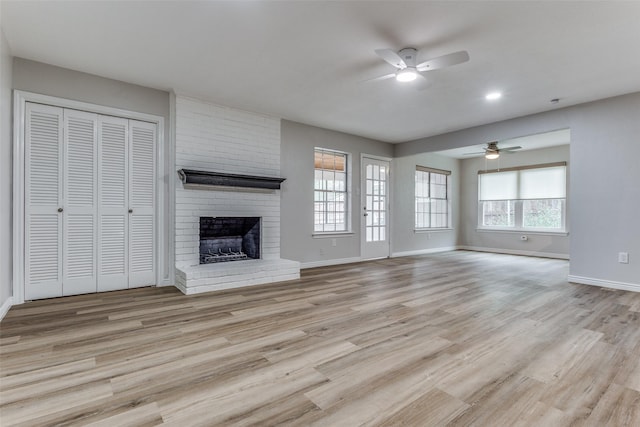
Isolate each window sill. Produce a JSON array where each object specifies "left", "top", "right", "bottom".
[
  {"left": 414, "top": 228, "right": 454, "bottom": 233},
  {"left": 312, "top": 232, "right": 355, "bottom": 238},
  {"left": 476, "top": 228, "right": 569, "bottom": 236}
]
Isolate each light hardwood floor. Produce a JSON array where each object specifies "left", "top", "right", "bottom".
[{"left": 1, "top": 250, "right": 639, "bottom": 426}]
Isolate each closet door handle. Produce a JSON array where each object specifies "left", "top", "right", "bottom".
[
  {"left": 128, "top": 209, "right": 133, "bottom": 213},
  {"left": 57, "top": 207, "right": 64, "bottom": 213}
]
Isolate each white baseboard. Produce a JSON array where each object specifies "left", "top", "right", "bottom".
[
  {"left": 300, "top": 246, "right": 568, "bottom": 269},
  {"left": 300, "top": 257, "right": 363, "bottom": 269},
  {"left": 568, "top": 275, "right": 640, "bottom": 293},
  {"left": 458, "top": 245, "right": 569, "bottom": 260},
  {"left": 0, "top": 297, "right": 14, "bottom": 322},
  {"left": 391, "top": 246, "right": 457, "bottom": 258}
]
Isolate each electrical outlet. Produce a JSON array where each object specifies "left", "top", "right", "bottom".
[{"left": 618, "top": 252, "right": 629, "bottom": 264}]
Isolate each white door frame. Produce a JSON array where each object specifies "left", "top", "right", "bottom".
[
  {"left": 360, "top": 154, "right": 392, "bottom": 260},
  {"left": 13, "top": 90, "right": 165, "bottom": 304}
]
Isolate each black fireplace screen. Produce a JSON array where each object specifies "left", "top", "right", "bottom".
[{"left": 199, "top": 217, "right": 261, "bottom": 264}]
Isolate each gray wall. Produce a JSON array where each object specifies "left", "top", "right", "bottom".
[
  {"left": 569, "top": 94, "right": 639, "bottom": 285},
  {"left": 459, "top": 145, "right": 570, "bottom": 257},
  {"left": 280, "top": 120, "right": 393, "bottom": 266},
  {"left": 396, "top": 92, "right": 640, "bottom": 287},
  {"left": 1, "top": 26, "right": 13, "bottom": 309},
  {"left": 391, "top": 153, "right": 459, "bottom": 255},
  {"left": 12, "top": 58, "right": 174, "bottom": 285}
]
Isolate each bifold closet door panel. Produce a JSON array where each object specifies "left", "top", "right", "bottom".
[
  {"left": 97, "top": 116, "right": 129, "bottom": 292},
  {"left": 24, "top": 105, "right": 157, "bottom": 299},
  {"left": 24, "top": 103, "right": 64, "bottom": 300},
  {"left": 128, "top": 120, "right": 156, "bottom": 288},
  {"left": 63, "top": 110, "right": 98, "bottom": 296}
]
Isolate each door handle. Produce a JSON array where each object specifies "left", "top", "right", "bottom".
[
  {"left": 363, "top": 213, "right": 368, "bottom": 217},
  {"left": 128, "top": 209, "right": 133, "bottom": 213},
  {"left": 57, "top": 207, "right": 63, "bottom": 213}
]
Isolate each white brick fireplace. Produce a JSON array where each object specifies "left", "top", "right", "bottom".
[{"left": 174, "top": 96, "right": 299, "bottom": 294}]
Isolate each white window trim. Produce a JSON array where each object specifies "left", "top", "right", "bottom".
[
  {"left": 13, "top": 90, "right": 167, "bottom": 305},
  {"left": 477, "top": 199, "right": 567, "bottom": 233},
  {"left": 477, "top": 162, "right": 567, "bottom": 234},
  {"left": 415, "top": 166, "right": 452, "bottom": 230},
  {"left": 414, "top": 228, "right": 454, "bottom": 233},
  {"left": 312, "top": 231, "right": 355, "bottom": 238},
  {"left": 313, "top": 147, "right": 352, "bottom": 234},
  {"left": 475, "top": 228, "right": 569, "bottom": 236}
]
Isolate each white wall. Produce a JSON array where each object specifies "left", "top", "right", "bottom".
[
  {"left": 459, "top": 145, "right": 570, "bottom": 258},
  {"left": 391, "top": 153, "right": 459, "bottom": 256},
  {"left": 175, "top": 96, "right": 283, "bottom": 266},
  {"left": 0, "top": 25, "right": 13, "bottom": 314},
  {"left": 396, "top": 92, "right": 640, "bottom": 290},
  {"left": 280, "top": 120, "right": 394, "bottom": 266}
]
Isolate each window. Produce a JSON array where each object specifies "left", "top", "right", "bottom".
[
  {"left": 415, "top": 166, "right": 451, "bottom": 229},
  {"left": 314, "top": 148, "right": 349, "bottom": 233},
  {"left": 478, "top": 162, "right": 567, "bottom": 232}
]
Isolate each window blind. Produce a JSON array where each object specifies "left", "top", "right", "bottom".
[
  {"left": 520, "top": 166, "right": 566, "bottom": 199},
  {"left": 478, "top": 163, "right": 566, "bottom": 201}
]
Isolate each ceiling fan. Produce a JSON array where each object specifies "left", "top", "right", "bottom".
[
  {"left": 464, "top": 141, "right": 522, "bottom": 159},
  {"left": 371, "top": 47, "right": 470, "bottom": 83}
]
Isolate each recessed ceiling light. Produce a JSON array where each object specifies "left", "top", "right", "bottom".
[{"left": 485, "top": 92, "right": 502, "bottom": 101}]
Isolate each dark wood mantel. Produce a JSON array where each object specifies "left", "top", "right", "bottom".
[{"left": 177, "top": 169, "right": 286, "bottom": 190}]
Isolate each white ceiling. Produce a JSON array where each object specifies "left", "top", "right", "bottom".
[
  {"left": 437, "top": 128, "right": 571, "bottom": 159},
  {"left": 2, "top": 1, "right": 640, "bottom": 143}
]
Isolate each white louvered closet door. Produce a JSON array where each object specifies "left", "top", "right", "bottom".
[
  {"left": 128, "top": 120, "right": 156, "bottom": 288},
  {"left": 63, "top": 110, "right": 98, "bottom": 296},
  {"left": 24, "top": 103, "right": 157, "bottom": 299},
  {"left": 97, "top": 116, "right": 129, "bottom": 291},
  {"left": 25, "top": 103, "right": 64, "bottom": 300}
]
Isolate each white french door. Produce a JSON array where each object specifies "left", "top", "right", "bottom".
[
  {"left": 24, "top": 102, "right": 156, "bottom": 300},
  {"left": 361, "top": 156, "right": 391, "bottom": 260}
]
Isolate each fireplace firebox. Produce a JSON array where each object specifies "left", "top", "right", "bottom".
[{"left": 199, "top": 217, "right": 261, "bottom": 264}]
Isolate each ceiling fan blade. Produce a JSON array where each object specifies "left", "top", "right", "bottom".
[
  {"left": 463, "top": 152, "right": 485, "bottom": 156},
  {"left": 375, "top": 49, "right": 406, "bottom": 69},
  {"left": 363, "top": 73, "right": 396, "bottom": 83},
  {"left": 501, "top": 146, "right": 522, "bottom": 151},
  {"left": 416, "top": 50, "right": 470, "bottom": 72}
]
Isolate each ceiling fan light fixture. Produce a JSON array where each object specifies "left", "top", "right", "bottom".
[
  {"left": 396, "top": 68, "right": 417, "bottom": 82},
  {"left": 485, "top": 91, "right": 502, "bottom": 101},
  {"left": 485, "top": 151, "right": 500, "bottom": 160}
]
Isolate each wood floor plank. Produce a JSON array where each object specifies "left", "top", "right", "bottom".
[{"left": 1, "top": 250, "right": 639, "bottom": 426}]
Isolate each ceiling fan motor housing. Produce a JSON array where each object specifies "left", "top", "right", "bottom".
[{"left": 398, "top": 48, "right": 418, "bottom": 68}]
